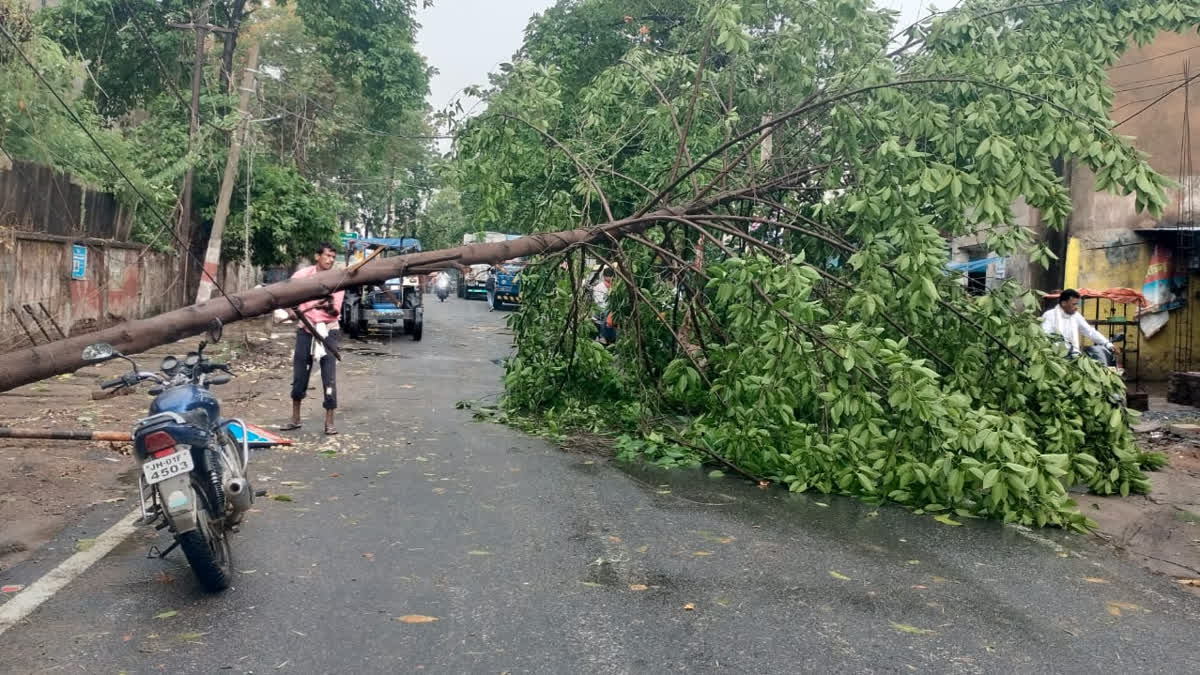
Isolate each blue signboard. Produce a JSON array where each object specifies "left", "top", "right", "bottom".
[{"left": 71, "top": 244, "right": 87, "bottom": 280}]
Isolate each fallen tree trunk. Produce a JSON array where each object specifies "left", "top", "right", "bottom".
[{"left": 0, "top": 216, "right": 654, "bottom": 393}]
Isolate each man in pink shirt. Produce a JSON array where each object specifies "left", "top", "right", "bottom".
[{"left": 282, "top": 242, "right": 345, "bottom": 435}]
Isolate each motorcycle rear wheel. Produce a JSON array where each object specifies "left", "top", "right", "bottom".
[{"left": 178, "top": 479, "right": 233, "bottom": 592}]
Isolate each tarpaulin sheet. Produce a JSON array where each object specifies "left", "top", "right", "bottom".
[
  {"left": 345, "top": 237, "right": 422, "bottom": 252},
  {"left": 1043, "top": 288, "right": 1148, "bottom": 308},
  {"left": 947, "top": 257, "right": 1002, "bottom": 273}
]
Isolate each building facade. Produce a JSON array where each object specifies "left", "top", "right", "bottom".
[{"left": 951, "top": 30, "right": 1200, "bottom": 378}]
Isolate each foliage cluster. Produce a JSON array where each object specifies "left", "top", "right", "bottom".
[
  {"left": 3, "top": 0, "right": 438, "bottom": 266},
  {"left": 455, "top": 0, "right": 1199, "bottom": 528}
]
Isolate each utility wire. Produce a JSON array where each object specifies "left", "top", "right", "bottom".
[
  {"left": 0, "top": 21, "right": 243, "bottom": 318},
  {"left": 1110, "top": 43, "right": 1200, "bottom": 71},
  {"left": 1115, "top": 70, "right": 1200, "bottom": 128}
]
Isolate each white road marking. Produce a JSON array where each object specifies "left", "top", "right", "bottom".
[{"left": 0, "top": 509, "right": 140, "bottom": 636}]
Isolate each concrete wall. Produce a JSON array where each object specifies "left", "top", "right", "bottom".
[
  {"left": 0, "top": 230, "right": 261, "bottom": 354},
  {"left": 0, "top": 158, "right": 263, "bottom": 354}
]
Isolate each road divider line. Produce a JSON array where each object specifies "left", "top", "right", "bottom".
[{"left": 0, "top": 509, "right": 140, "bottom": 636}]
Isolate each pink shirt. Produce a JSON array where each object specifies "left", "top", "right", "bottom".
[{"left": 292, "top": 265, "right": 344, "bottom": 328}]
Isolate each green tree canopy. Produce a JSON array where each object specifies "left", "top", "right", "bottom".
[{"left": 456, "top": 0, "right": 1195, "bottom": 529}]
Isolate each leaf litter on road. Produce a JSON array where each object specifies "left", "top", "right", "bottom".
[
  {"left": 153, "top": 610, "right": 178, "bottom": 619},
  {"left": 829, "top": 570, "right": 851, "bottom": 581},
  {"left": 890, "top": 622, "right": 936, "bottom": 635},
  {"left": 1106, "top": 601, "right": 1145, "bottom": 617},
  {"left": 395, "top": 615, "right": 439, "bottom": 624}
]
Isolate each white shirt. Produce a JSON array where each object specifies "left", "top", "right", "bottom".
[
  {"left": 1041, "top": 306, "right": 1111, "bottom": 352},
  {"left": 593, "top": 280, "right": 611, "bottom": 311}
]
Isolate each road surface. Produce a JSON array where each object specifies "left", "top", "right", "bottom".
[{"left": 1, "top": 297, "right": 1197, "bottom": 673}]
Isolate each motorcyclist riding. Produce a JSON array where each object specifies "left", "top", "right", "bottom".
[{"left": 1041, "top": 288, "right": 1119, "bottom": 359}]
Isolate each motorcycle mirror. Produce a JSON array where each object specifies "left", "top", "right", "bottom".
[
  {"left": 206, "top": 318, "right": 223, "bottom": 344},
  {"left": 82, "top": 343, "right": 117, "bottom": 362}
]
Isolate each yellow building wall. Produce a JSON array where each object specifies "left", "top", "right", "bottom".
[
  {"left": 1070, "top": 237, "right": 1198, "bottom": 379},
  {"left": 1062, "top": 30, "right": 1200, "bottom": 380}
]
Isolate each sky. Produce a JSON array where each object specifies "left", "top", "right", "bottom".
[
  {"left": 416, "top": 0, "right": 929, "bottom": 148},
  {"left": 416, "top": 0, "right": 557, "bottom": 123}
]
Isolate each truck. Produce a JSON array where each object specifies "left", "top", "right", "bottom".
[
  {"left": 339, "top": 237, "right": 424, "bottom": 340},
  {"left": 459, "top": 231, "right": 509, "bottom": 299},
  {"left": 488, "top": 261, "right": 526, "bottom": 310}
]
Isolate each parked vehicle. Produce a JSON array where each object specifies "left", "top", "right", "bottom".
[
  {"left": 340, "top": 237, "right": 423, "bottom": 341},
  {"left": 487, "top": 261, "right": 526, "bottom": 310},
  {"left": 459, "top": 231, "right": 517, "bottom": 300},
  {"left": 82, "top": 320, "right": 262, "bottom": 592},
  {"left": 460, "top": 263, "right": 492, "bottom": 300}
]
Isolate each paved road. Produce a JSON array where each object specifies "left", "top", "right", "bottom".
[{"left": 2, "top": 298, "right": 1198, "bottom": 673}]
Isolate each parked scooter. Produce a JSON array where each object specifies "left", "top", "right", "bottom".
[
  {"left": 435, "top": 275, "right": 451, "bottom": 302},
  {"left": 82, "top": 319, "right": 253, "bottom": 592}
]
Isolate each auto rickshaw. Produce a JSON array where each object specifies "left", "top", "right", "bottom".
[{"left": 340, "top": 237, "right": 424, "bottom": 341}]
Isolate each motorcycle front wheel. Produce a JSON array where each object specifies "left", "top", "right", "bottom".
[{"left": 177, "top": 478, "right": 233, "bottom": 592}]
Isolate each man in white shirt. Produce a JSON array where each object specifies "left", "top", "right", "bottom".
[{"left": 1041, "top": 289, "right": 1117, "bottom": 356}]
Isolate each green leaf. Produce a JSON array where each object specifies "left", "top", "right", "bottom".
[
  {"left": 890, "top": 622, "right": 936, "bottom": 635},
  {"left": 933, "top": 514, "right": 962, "bottom": 526}
]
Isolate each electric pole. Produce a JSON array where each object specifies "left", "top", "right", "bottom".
[
  {"left": 170, "top": 1, "right": 233, "bottom": 304},
  {"left": 197, "top": 41, "right": 259, "bottom": 303}
]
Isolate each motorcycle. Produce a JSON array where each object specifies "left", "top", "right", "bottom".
[
  {"left": 1083, "top": 332, "right": 1124, "bottom": 369},
  {"left": 435, "top": 276, "right": 451, "bottom": 302},
  {"left": 81, "top": 319, "right": 253, "bottom": 592}
]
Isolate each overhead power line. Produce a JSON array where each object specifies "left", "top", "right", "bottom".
[{"left": 1110, "top": 44, "right": 1200, "bottom": 71}]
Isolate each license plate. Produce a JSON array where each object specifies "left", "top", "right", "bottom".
[{"left": 142, "top": 451, "right": 194, "bottom": 485}]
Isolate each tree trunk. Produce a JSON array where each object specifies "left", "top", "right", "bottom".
[
  {"left": 0, "top": 214, "right": 668, "bottom": 392},
  {"left": 197, "top": 42, "right": 260, "bottom": 303}
]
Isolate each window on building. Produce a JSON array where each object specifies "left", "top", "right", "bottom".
[{"left": 966, "top": 250, "right": 989, "bottom": 296}]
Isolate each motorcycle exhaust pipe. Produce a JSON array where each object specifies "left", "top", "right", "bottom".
[{"left": 227, "top": 478, "right": 253, "bottom": 515}]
